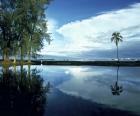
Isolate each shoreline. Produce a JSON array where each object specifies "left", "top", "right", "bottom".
[{"left": 1, "top": 60, "right": 140, "bottom": 66}]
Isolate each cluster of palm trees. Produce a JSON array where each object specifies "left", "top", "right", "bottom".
[{"left": 0, "top": 0, "right": 51, "bottom": 63}]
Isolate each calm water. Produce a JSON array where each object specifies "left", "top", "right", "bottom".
[{"left": 0, "top": 65, "right": 140, "bottom": 116}]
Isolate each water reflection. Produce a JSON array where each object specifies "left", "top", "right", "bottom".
[
  {"left": 55, "top": 66, "right": 140, "bottom": 115},
  {"left": 0, "top": 64, "right": 50, "bottom": 116},
  {"left": 111, "top": 66, "right": 123, "bottom": 95},
  {"left": 0, "top": 65, "right": 140, "bottom": 115}
]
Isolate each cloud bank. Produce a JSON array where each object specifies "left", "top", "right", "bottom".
[{"left": 42, "top": 3, "right": 140, "bottom": 58}]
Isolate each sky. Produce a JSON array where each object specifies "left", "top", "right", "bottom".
[{"left": 40, "top": 0, "right": 140, "bottom": 59}]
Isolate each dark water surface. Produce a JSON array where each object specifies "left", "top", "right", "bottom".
[{"left": 0, "top": 65, "right": 140, "bottom": 116}]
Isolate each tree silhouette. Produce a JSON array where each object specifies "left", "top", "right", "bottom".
[
  {"left": 111, "top": 66, "right": 123, "bottom": 95},
  {"left": 0, "top": 65, "right": 50, "bottom": 116},
  {"left": 111, "top": 32, "right": 123, "bottom": 62}
]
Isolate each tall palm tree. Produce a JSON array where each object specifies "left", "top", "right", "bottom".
[{"left": 111, "top": 32, "right": 123, "bottom": 61}]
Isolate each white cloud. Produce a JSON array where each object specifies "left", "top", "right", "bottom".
[
  {"left": 40, "top": 18, "right": 68, "bottom": 56},
  {"left": 47, "top": 18, "right": 58, "bottom": 33},
  {"left": 56, "top": 3, "right": 140, "bottom": 53},
  {"left": 41, "top": 3, "right": 140, "bottom": 57}
]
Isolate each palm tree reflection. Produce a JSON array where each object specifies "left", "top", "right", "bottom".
[
  {"left": 111, "top": 66, "right": 123, "bottom": 95},
  {"left": 0, "top": 64, "right": 50, "bottom": 116}
]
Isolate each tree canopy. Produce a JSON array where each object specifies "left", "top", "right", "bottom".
[{"left": 0, "top": 0, "right": 51, "bottom": 62}]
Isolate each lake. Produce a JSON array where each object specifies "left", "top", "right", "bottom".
[{"left": 0, "top": 65, "right": 140, "bottom": 116}]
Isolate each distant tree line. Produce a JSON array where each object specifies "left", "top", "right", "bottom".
[{"left": 0, "top": 0, "right": 51, "bottom": 63}]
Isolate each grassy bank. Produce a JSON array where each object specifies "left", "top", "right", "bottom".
[{"left": 0, "top": 60, "right": 33, "bottom": 66}]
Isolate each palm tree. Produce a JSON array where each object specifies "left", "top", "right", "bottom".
[{"left": 111, "top": 32, "right": 123, "bottom": 62}]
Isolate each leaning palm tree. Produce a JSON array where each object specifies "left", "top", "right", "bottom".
[{"left": 111, "top": 32, "right": 123, "bottom": 61}]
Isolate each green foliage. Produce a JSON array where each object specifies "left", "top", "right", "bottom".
[
  {"left": 111, "top": 32, "right": 123, "bottom": 46},
  {"left": 111, "top": 32, "right": 123, "bottom": 60},
  {"left": 0, "top": 0, "right": 51, "bottom": 62}
]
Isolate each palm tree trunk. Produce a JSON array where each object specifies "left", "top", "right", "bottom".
[{"left": 117, "top": 45, "right": 119, "bottom": 62}]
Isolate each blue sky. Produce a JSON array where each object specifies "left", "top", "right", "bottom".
[
  {"left": 41, "top": 0, "right": 140, "bottom": 59},
  {"left": 47, "top": 0, "right": 139, "bottom": 25}
]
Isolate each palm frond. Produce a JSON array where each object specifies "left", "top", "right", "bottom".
[{"left": 111, "top": 32, "right": 123, "bottom": 45}]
